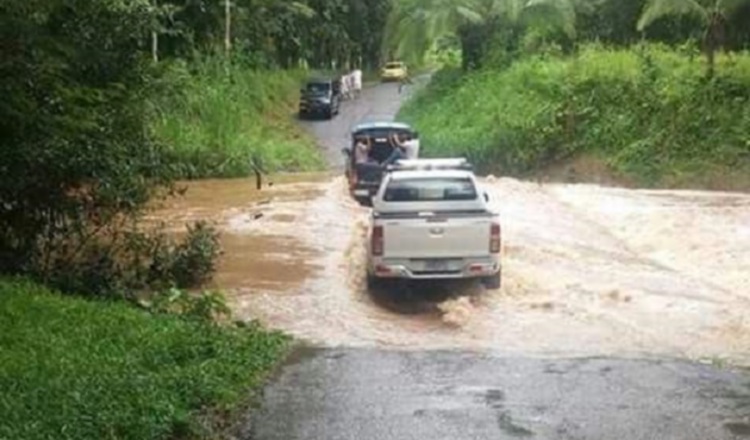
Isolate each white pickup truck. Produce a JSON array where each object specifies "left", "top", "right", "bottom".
[{"left": 366, "top": 159, "right": 502, "bottom": 289}]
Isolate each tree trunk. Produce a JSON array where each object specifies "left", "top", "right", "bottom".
[
  {"left": 706, "top": 40, "right": 715, "bottom": 78},
  {"left": 704, "top": 12, "right": 723, "bottom": 79},
  {"left": 224, "top": 0, "right": 231, "bottom": 55},
  {"left": 151, "top": 0, "right": 158, "bottom": 62},
  {"left": 151, "top": 31, "right": 158, "bottom": 62}
]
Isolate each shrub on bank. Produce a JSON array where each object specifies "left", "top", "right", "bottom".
[
  {"left": 0, "top": 279, "right": 289, "bottom": 440},
  {"left": 149, "top": 59, "right": 323, "bottom": 179},
  {"left": 399, "top": 44, "right": 750, "bottom": 188}
]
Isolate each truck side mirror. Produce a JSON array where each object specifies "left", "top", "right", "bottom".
[{"left": 484, "top": 192, "right": 490, "bottom": 202}]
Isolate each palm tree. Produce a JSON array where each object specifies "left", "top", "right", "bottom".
[
  {"left": 383, "top": 0, "right": 576, "bottom": 67},
  {"left": 637, "top": 0, "right": 750, "bottom": 77}
]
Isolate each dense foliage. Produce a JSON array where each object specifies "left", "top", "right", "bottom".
[
  {"left": 400, "top": 44, "right": 750, "bottom": 188},
  {"left": 578, "top": 0, "right": 750, "bottom": 50},
  {"left": 152, "top": 0, "right": 391, "bottom": 69},
  {"left": 384, "top": 0, "right": 576, "bottom": 69},
  {"left": 0, "top": 279, "right": 289, "bottom": 440},
  {"left": 0, "top": 0, "right": 173, "bottom": 289},
  {"left": 384, "top": 0, "right": 750, "bottom": 71},
  {"left": 150, "top": 60, "right": 322, "bottom": 178}
]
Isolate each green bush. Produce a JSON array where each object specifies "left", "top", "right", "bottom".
[
  {"left": 0, "top": 279, "right": 289, "bottom": 440},
  {"left": 142, "top": 287, "right": 233, "bottom": 324},
  {"left": 149, "top": 59, "right": 324, "bottom": 179},
  {"left": 30, "top": 219, "right": 222, "bottom": 299},
  {"left": 0, "top": 0, "right": 192, "bottom": 294},
  {"left": 399, "top": 44, "right": 750, "bottom": 188},
  {"left": 148, "top": 221, "right": 222, "bottom": 291}
]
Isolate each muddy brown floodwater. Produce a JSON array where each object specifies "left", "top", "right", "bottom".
[{"left": 153, "top": 172, "right": 750, "bottom": 366}]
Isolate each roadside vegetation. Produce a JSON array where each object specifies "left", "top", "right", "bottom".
[
  {"left": 389, "top": 0, "right": 750, "bottom": 188},
  {"left": 401, "top": 45, "right": 750, "bottom": 188},
  {"left": 150, "top": 61, "right": 322, "bottom": 179},
  {"left": 0, "top": 279, "right": 289, "bottom": 440},
  {"left": 0, "top": 0, "right": 390, "bottom": 437}
]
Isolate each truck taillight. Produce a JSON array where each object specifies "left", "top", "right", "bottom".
[
  {"left": 372, "top": 225, "right": 384, "bottom": 256},
  {"left": 490, "top": 223, "right": 501, "bottom": 254}
]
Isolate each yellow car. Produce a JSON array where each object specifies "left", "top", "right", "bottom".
[{"left": 380, "top": 61, "right": 408, "bottom": 82}]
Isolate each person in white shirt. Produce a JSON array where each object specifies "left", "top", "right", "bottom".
[
  {"left": 405, "top": 131, "right": 420, "bottom": 158},
  {"left": 354, "top": 135, "right": 372, "bottom": 164},
  {"left": 383, "top": 132, "right": 418, "bottom": 165},
  {"left": 352, "top": 69, "right": 363, "bottom": 99},
  {"left": 340, "top": 74, "right": 350, "bottom": 100}
]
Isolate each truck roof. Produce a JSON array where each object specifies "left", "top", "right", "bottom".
[
  {"left": 387, "top": 158, "right": 471, "bottom": 173},
  {"left": 352, "top": 121, "right": 412, "bottom": 133},
  {"left": 387, "top": 169, "right": 477, "bottom": 181}
]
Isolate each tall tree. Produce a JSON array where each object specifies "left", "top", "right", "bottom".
[
  {"left": 637, "top": 0, "right": 750, "bottom": 76},
  {"left": 383, "top": 0, "right": 576, "bottom": 68}
]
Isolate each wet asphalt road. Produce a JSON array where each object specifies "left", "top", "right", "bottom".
[
  {"left": 297, "top": 77, "right": 424, "bottom": 169},
  {"left": 242, "top": 81, "right": 750, "bottom": 439},
  {"left": 246, "top": 348, "right": 750, "bottom": 440}
]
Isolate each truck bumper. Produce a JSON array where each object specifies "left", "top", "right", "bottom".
[
  {"left": 299, "top": 104, "right": 331, "bottom": 116},
  {"left": 351, "top": 183, "right": 379, "bottom": 206},
  {"left": 352, "top": 188, "right": 372, "bottom": 197},
  {"left": 369, "top": 258, "right": 501, "bottom": 280}
]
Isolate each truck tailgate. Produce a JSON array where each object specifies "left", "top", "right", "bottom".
[{"left": 381, "top": 214, "right": 493, "bottom": 259}]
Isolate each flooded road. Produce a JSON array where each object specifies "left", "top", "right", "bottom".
[
  {"left": 154, "top": 80, "right": 750, "bottom": 366},
  {"left": 159, "top": 172, "right": 750, "bottom": 365},
  {"left": 152, "top": 80, "right": 750, "bottom": 439}
]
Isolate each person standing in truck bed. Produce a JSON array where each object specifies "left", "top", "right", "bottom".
[
  {"left": 354, "top": 135, "right": 372, "bottom": 164},
  {"left": 383, "top": 132, "right": 418, "bottom": 166}
]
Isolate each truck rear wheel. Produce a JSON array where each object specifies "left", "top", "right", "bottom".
[
  {"left": 482, "top": 272, "right": 501, "bottom": 290},
  {"left": 355, "top": 196, "right": 373, "bottom": 207}
]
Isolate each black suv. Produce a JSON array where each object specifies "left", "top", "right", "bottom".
[{"left": 298, "top": 77, "right": 341, "bottom": 120}]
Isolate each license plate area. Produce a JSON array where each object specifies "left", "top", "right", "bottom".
[{"left": 418, "top": 259, "right": 458, "bottom": 272}]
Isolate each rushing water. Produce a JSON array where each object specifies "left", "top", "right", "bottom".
[{"left": 153, "top": 174, "right": 750, "bottom": 365}]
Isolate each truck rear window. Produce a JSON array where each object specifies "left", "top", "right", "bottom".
[
  {"left": 305, "top": 83, "right": 330, "bottom": 95},
  {"left": 383, "top": 177, "right": 477, "bottom": 202}
]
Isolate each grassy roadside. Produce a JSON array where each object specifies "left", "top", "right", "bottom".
[
  {"left": 149, "top": 60, "right": 324, "bottom": 179},
  {"left": 399, "top": 44, "right": 750, "bottom": 190},
  {"left": 0, "top": 279, "right": 289, "bottom": 440}
]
